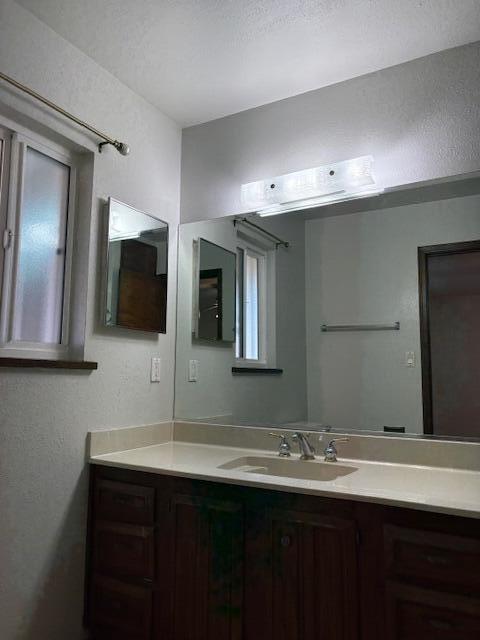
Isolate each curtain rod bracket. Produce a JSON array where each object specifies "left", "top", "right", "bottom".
[{"left": 98, "top": 140, "right": 130, "bottom": 156}]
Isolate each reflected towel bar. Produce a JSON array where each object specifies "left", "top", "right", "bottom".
[{"left": 321, "top": 322, "right": 400, "bottom": 332}]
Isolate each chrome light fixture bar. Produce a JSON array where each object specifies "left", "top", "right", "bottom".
[{"left": 241, "top": 156, "right": 381, "bottom": 216}]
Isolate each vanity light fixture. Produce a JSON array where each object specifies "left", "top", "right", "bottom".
[{"left": 241, "top": 155, "right": 382, "bottom": 217}]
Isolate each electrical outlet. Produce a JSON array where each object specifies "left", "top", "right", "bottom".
[
  {"left": 405, "top": 351, "right": 415, "bottom": 367},
  {"left": 151, "top": 357, "right": 162, "bottom": 382}
]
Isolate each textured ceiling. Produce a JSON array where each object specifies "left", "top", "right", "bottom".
[{"left": 16, "top": 0, "right": 480, "bottom": 126}]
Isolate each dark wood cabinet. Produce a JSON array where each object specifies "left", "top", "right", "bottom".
[
  {"left": 383, "top": 523, "right": 480, "bottom": 593},
  {"left": 85, "top": 465, "right": 480, "bottom": 640},
  {"left": 156, "top": 491, "right": 244, "bottom": 640},
  {"left": 89, "top": 575, "right": 153, "bottom": 640},
  {"left": 93, "top": 521, "right": 155, "bottom": 580},
  {"left": 385, "top": 582, "right": 480, "bottom": 639},
  {"left": 245, "top": 506, "right": 359, "bottom": 640}
]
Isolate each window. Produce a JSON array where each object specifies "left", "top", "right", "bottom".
[
  {"left": 235, "top": 232, "right": 276, "bottom": 366},
  {"left": 0, "top": 124, "right": 77, "bottom": 360}
]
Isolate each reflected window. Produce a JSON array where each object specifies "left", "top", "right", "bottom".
[{"left": 236, "top": 240, "right": 268, "bottom": 363}]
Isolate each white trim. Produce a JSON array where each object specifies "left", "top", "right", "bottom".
[
  {"left": 0, "top": 126, "right": 11, "bottom": 306},
  {"left": 191, "top": 238, "right": 200, "bottom": 338},
  {"left": 0, "top": 122, "right": 78, "bottom": 360},
  {"left": 0, "top": 112, "right": 79, "bottom": 158}
]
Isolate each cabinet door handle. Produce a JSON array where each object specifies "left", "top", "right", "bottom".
[
  {"left": 280, "top": 535, "right": 291, "bottom": 547},
  {"left": 428, "top": 618, "right": 455, "bottom": 630},
  {"left": 425, "top": 553, "right": 450, "bottom": 566}
]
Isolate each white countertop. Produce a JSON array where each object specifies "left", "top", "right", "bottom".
[{"left": 90, "top": 440, "right": 480, "bottom": 519}]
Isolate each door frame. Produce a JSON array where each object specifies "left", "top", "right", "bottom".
[{"left": 418, "top": 239, "right": 480, "bottom": 434}]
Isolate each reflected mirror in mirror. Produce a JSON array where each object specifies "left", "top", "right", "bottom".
[
  {"left": 175, "top": 175, "right": 480, "bottom": 442},
  {"left": 194, "top": 239, "right": 236, "bottom": 342},
  {"left": 105, "top": 197, "right": 168, "bottom": 333}
]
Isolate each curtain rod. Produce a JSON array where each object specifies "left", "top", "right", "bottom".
[
  {"left": 234, "top": 217, "right": 289, "bottom": 249},
  {"left": 0, "top": 70, "right": 129, "bottom": 155}
]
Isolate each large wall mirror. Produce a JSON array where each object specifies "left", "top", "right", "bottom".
[
  {"left": 174, "top": 175, "right": 480, "bottom": 442},
  {"left": 104, "top": 198, "right": 168, "bottom": 333}
]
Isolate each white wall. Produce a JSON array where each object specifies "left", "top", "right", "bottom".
[
  {"left": 174, "top": 216, "right": 307, "bottom": 424},
  {"left": 0, "top": 2, "right": 181, "bottom": 639},
  {"left": 181, "top": 42, "right": 480, "bottom": 223},
  {"left": 305, "top": 193, "right": 480, "bottom": 433}
]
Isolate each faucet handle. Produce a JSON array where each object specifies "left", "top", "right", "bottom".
[
  {"left": 269, "top": 432, "right": 291, "bottom": 457},
  {"left": 324, "top": 437, "right": 349, "bottom": 462}
]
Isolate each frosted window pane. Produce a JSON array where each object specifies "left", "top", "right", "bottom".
[
  {"left": 12, "top": 148, "right": 70, "bottom": 344},
  {"left": 235, "top": 248, "right": 244, "bottom": 359},
  {"left": 245, "top": 253, "right": 259, "bottom": 360}
]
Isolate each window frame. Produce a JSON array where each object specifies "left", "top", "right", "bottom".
[
  {"left": 0, "top": 123, "right": 77, "bottom": 360},
  {"left": 235, "top": 230, "right": 276, "bottom": 368},
  {"left": 0, "top": 126, "right": 11, "bottom": 298}
]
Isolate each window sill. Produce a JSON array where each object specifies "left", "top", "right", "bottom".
[
  {"left": 0, "top": 357, "right": 98, "bottom": 370},
  {"left": 232, "top": 366, "right": 283, "bottom": 375}
]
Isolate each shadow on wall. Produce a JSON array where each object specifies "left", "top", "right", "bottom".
[{"left": 17, "top": 468, "right": 90, "bottom": 640}]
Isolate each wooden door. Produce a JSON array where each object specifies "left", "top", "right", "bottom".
[
  {"left": 156, "top": 491, "right": 243, "bottom": 640},
  {"left": 245, "top": 506, "right": 359, "bottom": 640},
  {"left": 418, "top": 240, "right": 480, "bottom": 437},
  {"left": 117, "top": 239, "right": 167, "bottom": 333}
]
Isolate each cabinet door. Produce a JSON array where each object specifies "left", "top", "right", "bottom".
[
  {"left": 245, "top": 507, "right": 359, "bottom": 640},
  {"left": 156, "top": 492, "right": 243, "bottom": 640},
  {"left": 89, "top": 575, "right": 152, "bottom": 640}
]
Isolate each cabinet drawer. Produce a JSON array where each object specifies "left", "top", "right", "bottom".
[
  {"left": 384, "top": 524, "right": 480, "bottom": 591},
  {"left": 90, "top": 575, "right": 152, "bottom": 640},
  {"left": 386, "top": 582, "right": 480, "bottom": 640},
  {"left": 94, "top": 522, "right": 154, "bottom": 581},
  {"left": 94, "top": 479, "right": 155, "bottom": 525}
]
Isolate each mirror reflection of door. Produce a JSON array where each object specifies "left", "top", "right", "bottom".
[
  {"left": 106, "top": 198, "right": 168, "bottom": 333},
  {"left": 419, "top": 240, "right": 480, "bottom": 438},
  {"left": 196, "top": 239, "right": 236, "bottom": 342},
  {"left": 117, "top": 239, "right": 167, "bottom": 333},
  {"left": 199, "top": 269, "right": 223, "bottom": 340}
]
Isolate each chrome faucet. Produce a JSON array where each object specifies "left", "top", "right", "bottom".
[
  {"left": 323, "top": 437, "right": 349, "bottom": 462},
  {"left": 269, "top": 432, "right": 291, "bottom": 457},
  {"left": 292, "top": 432, "right": 316, "bottom": 460}
]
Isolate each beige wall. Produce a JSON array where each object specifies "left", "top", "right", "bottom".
[{"left": 0, "top": 2, "right": 181, "bottom": 639}]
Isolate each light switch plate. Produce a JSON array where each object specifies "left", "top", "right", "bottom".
[
  {"left": 151, "top": 357, "right": 162, "bottom": 382},
  {"left": 189, "top": 359, "right": 199, "bottom": 382}
]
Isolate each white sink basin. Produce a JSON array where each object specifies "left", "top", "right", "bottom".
[{"left": 218, "top": 455, "right": 358, "bottom": 481}]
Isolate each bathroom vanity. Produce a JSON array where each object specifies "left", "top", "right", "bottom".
[{"left": 85, "top": 426, "right": 480, "bottom": 640}]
